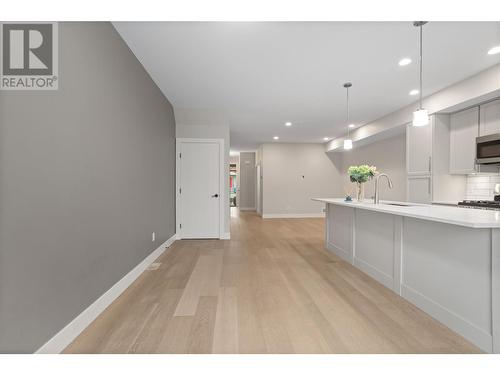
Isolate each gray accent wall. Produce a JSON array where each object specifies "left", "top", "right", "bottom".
[{"left": 0, "top": 22, "right": 176, "bottom": 352}]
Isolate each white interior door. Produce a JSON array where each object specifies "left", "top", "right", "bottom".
[{"left": 178, "top": 139, "right": 222, "bottom": 239}]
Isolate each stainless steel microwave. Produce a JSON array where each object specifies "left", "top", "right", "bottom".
[{"left": 476, "top": 133, "right": 500, "bottom": 165}]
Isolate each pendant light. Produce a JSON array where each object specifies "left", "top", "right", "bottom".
[
  {"left": 343, "top": 82, "right": 353, "bottom": 150},
  {"left": 412, "top": 21, "right": 429, "bottom": 127}
]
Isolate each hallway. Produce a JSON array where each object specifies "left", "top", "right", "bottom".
[{"left": 64, "top": 210, "right": 479, "bottom": 353}]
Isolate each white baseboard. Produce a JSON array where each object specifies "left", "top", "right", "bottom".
[
  {"left": 262, "top": 213, "right": 325, "bottom": 219},
  {"left": 401, "top": 284, "right": 492, "bottom": 353},
  {"left": 326, "top": 241, "right": 351, "bottom": 263},
  {"left": 35, "top": 233, "right": 177, "bottom": 354},
  {"left": 353, "top": 257, "right": 394, "bottom": 291},
  {"left": 239, "top": 207, "right": 256, "bottom": 211},
  {"left": 220, "top": 232, "right": 231, "bottom": 240}
]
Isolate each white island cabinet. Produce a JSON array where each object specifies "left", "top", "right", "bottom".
[{"left": 312, "top": 198, "right": 500, "bottom": 353}]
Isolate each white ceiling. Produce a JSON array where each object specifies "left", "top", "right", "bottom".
[{"left": 114, "top": 22, "right": 500, "bottom": 151}]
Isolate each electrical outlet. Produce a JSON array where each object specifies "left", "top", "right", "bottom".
[{"left": 152, "top": 232, "right": 155, "bottom": 242}]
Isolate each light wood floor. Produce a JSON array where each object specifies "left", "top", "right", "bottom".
[{"left": 64, "top": 209, "right": 480, "bottom": 354}]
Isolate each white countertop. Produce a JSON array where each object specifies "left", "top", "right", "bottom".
[{"left": 312, "top": 198, "right": 500, "bottom": 229}]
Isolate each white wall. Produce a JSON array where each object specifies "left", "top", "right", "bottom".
[
  {"left": 338, "top": 133, "right": 407, "bottom": 201},
  {"left": 261, "top": 143, "right": 342, "bottom": 217},
  {"left": 174, "top": 108, "right": 231, "bottom": 236},
  {"left": 239, "top": 152, "right": 256, "bottom": 210}
]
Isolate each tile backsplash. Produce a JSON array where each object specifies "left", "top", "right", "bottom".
[{"left": 466, "top": 174, "right": 500, "bottom": 200}]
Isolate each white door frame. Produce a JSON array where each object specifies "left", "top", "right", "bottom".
[{"left": 176, "top": 138, "right": 225, "bottom": 239}]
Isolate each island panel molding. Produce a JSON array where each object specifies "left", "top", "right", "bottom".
[
  {"left": 401, "top": 218, "right": 492, "bottom": 352},
  {"left": 353, "top": 210, "right": 396, "bottom": 291},
  {"left": 325, "top": 204, "right": 354, "bottom": 263},
  {"left": 314, "top": 198, "right": 500, "bottom": 353}
]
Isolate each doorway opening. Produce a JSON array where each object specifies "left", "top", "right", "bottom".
[
  {"left": 230, "top": 152, "right": 239, "bottom": 208},
  {"left": 230, "top": 163, "right": 238, "bottom": 207}
]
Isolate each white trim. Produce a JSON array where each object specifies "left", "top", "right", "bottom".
[
  {"left": 393, "top": 217, "right": 403, "bottom": 295},
  {"left": 401, "top": 284, "right": 492, "bottom": 353},
  {"left": 326, "top": 241, "right": 351, "bottom": 263},
  {"left": 221, "top": 232, "right": 231, "bottom": 240},
  {"left": 35, "top": 234, "right": 177, "bottom": 354},
  {"left": 164, "top": 234, "right": 177, "bottom": 248},
  {"left": 492, "top": 229, "right": 500, "bottom": 353},
  {"left": 239, "top": 207, "right": 256, "bottom": 211},
  {"left": 176, "top": 138, "right": 226, "bottom": 240},
  {"left": 262, "top": 213, "right": 325, "bottom": 219},
  {"left": 353, "top": 257, "right": 394, "bottom": 291}
]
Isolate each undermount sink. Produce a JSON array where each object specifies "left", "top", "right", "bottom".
[{"left": 382, "top": 203, "right": 415, "bottom": 207}]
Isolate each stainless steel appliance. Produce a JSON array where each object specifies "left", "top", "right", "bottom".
[
  {"left": 458, "top": 200, "right": 500, "bottom": 210},
  {"left": 458, "top": 184, "right": 500, "bottom": 209},
  {"left": 476, "top": 133, "right": 500, "bottom": 165}
]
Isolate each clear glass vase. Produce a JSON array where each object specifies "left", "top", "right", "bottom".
[{"left": 356, "top": 182, "right": 365, "bottom": 202}]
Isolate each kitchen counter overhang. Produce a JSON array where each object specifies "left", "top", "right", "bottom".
[
  {"left": 312, "top": 198, "right": 500, "bottom": 228},
  {"left": 313, "top": 197, "right": 500, "bottom": 354}
]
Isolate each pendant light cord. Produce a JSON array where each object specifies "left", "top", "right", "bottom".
[
  {"left": 343, "top": 82, "right": 353, "bottom": 139},
  {"left": 419, "top": 24, "right": 423, "bottom": 110},
  {"left": 346, "top": 85, "right": 350, "bottom": 137}
]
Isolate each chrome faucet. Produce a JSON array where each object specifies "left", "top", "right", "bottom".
[{"left": 374, "top": 173, "right": 393, "bottom": 204}]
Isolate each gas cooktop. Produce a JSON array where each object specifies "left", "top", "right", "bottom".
[{"left": 458, "top": 200, "right": 500, "bottom": 210}]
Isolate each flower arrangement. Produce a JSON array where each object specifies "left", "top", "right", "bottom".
[
  {"left": 347, "top": 165, "right": 377, "bottom": 201},
  {"left": 347, "top": 165, "right": 377, "bottom": 183}
]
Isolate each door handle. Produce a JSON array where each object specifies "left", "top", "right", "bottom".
[{"left": 212, "top": 194, "right": 219, "bottom": 198}]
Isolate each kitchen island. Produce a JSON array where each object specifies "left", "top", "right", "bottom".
[{"left": 312, "top": 198, "right": 500, "bottom": 353}]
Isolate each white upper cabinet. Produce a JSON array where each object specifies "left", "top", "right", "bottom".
[
  {"left": 407, "top": 121, "right": 432, "bottom": 175},
  {"left": 479, "top": 99, "right": 500, "bottom": 136},
  {"left": 449, "top": 106, "right": 479, "bottom": 174},
  {"left": 407, "top": 176, "right": 432, "bottom": 204}
]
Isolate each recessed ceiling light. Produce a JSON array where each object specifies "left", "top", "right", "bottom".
[
  {"left": 273, "top": 136, "right": 279, "bottom": 140},
  {"left": 348, "top": 124, "right": 355, "bottom": 128},
  {"left": 323, "top": 137, "right": 330, "bottom": 141},
  {"left": 398, "top": 57, "right": 412, "bottom": 66},
  {"left": 487, "top": 46, "right": 500, "bottom": 55},
  {"left": 285, "top": 122, "right": 292, "bottom": 126},
  {"left": 409, "top": 89, "right": 419, "bottom": 96}
]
